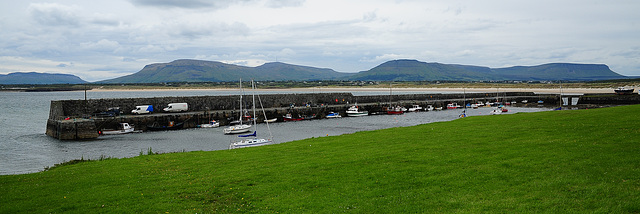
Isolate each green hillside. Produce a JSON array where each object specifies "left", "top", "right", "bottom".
[
  {"left": 100, "top": 59, "right": 350, "bottom": 83},
  {"left": 493, "top": 63, "right": 624, "bottom": 80},
  {"left": 2, "top": 105, "right": 639, "bottom": 213},
  {"left": 0, "top": 72, "right": 87, "bottom": 84},
  {"left": 349, "top": 59, "right": 497, "bottom": 81},
  {"left": 99, "top": 59, "right": 626, "bottom": 83},
  {"left": 350, "top": 59, "right": 625, "bottom": 81}
]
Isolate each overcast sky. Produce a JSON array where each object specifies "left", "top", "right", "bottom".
[{"left": 1, "top": 0, "right": 638, "bottom": 81}]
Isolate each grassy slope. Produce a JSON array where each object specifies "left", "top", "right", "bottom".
[{"left": 2, "top": 105, "right": 640, "bottom": 213}]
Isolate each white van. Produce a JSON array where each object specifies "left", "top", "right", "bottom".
[
  {"left": 163, "top": 103, "right": 188, "bottom": 112},
  {"left": 131, "top": 105, "right": 153, "bottom": 114}
]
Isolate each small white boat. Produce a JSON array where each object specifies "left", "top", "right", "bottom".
[
  {"left": 447, "top": 103, "right": 461, "bottom": 109},
  {"left": 224, "top": 124, "right": 251, "bottom": 134},
  {"left": 434, "top": 106, "right": 443, "bottom": 110},
  {"left": 198, "top": 120, "right": 219, "bottom": 128},
  {"left": 230, "top": 133, "right": 273, "bottom": 149},
  {"left": 522, "top": 100, "right": 528, "bottom": 104},
  {"left": 346, "top": 105, "right": 368, "bottom": 117},
  {"left": 265, "top": 118, "right": 277, "bottom": 123},
  {"left": 408, "top": 105, "right": 423, "bottom": 112},
  {"left": 425, "top": 105, "right": 434, "bottom": 111},
  {"left": 326, "top": 112, "right": 342, "bottom": 118},
  {"left": 224, "top": 79, "right": 252, "bottom": 135},
  {"left": 490, "top": 108, "right": 502, "bottom": 115},
  {"left": 100, "top": 123, "right": 135, "bottom": 135}
]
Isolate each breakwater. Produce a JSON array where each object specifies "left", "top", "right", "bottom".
[{"left": 46, "top": 91, "right": 635, "bottom": 140}]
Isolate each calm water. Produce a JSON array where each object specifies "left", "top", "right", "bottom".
[{"left": 0, "top": 89, "right": 549, "bottom": 175}]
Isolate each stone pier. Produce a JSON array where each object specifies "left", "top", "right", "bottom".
[{"left": 48, "top": 91, "right": 620, "bottom": 140}]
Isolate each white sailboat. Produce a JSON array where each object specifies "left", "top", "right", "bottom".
[
  {"left": 224, "top": 79, "right": 251, "bottom": 134},
  {"left": 230, "top": 80, "right": 274, "bottom": 149}
]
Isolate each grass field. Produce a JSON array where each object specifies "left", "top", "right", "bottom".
[{"left": 1, "top": 105, "right": 639, "bottom": 213}]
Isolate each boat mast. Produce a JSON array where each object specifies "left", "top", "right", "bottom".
[
  {"left": 559, "top": 80, "right": 563, "bottom": 109},
  {"left": 239, "top": 78, "right": 243, "bottom": 126},
  {"left": 463, "top": 88, "right": 466, "bottom": 111},
  {"left": 257, "top": 88, "right": 274, "bottom": 141},
  {"left": 251, "top": 79, "right": 257, "bottom": 132},
  {"left": 389, "top": 82, "right": 392, "bottom": 108}
]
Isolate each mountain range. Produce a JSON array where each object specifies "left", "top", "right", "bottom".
[
  {"left": 100, "top": 59, "right": 351, "bottom": 83},
  {"left": 0, "top": 59, "right": 627, "bottom": 84},
  {"left": 350, "top": 60, "right": 625, "bottom": 81},
  {"left": 0, "top": 72, "right": 87, "bottom": 84}
]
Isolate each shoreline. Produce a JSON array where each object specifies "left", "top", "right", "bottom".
[{"left": 90, "top": 87, "right": 617, "bottom": 94}]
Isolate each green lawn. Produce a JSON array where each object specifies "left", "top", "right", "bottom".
[{"left": 2, "top": 105, "right": 639, "bottom": 213}]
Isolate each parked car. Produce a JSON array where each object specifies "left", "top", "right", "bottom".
[
  {"left": 94, "top": 107, "right": 121, "bottom": 117},
  {"left": 131, "top": 105, "right": 153, "bottom": 114},
  {"left": 163, "top": 103, "right": 188, "bottom": 112}
]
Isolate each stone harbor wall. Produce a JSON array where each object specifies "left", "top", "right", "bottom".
[
  {"left": 50, "top": 92, "right": 541, "bottom": 118},
  {"left": 46, "top": 119, "right": 99, "bottom": 140},
  {"left": 46, "top": 91, "right": 565, "bottom": 140}
]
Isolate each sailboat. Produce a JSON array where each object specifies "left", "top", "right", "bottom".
[
  {"left": 386, "top": 83, "right": 404, "bottom": 115},
  {"left": 459, "top": 88, "right": 467, "bottom": 118},
  {"left": 224, "top": 79, "right": 252, "bottom": 134},
  {"left": 230, "top": 80, "right": 274, "bottom": 149},
  {"left": 554, "top": 80, "right": 563, "bottom": 110}
]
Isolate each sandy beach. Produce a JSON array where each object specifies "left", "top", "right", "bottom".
[{"left": 91, "top": 87, "right": 618, "bottom": 94}]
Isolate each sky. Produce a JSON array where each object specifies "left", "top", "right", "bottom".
[{"left": 1, "top": 0, "right": 639, "bottom": 82}]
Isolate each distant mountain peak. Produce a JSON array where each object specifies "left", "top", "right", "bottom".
[{"left": 0, "top": 72, "right": 87, "bottom": 84}]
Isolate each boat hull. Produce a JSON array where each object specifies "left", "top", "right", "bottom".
[
  {"left": 615, "top": 89, "right": 634, "bottom": 95},
  {"left": 346, "top": 111, "right": 368, "bottom": 117},
  {"left": 223, "top": 124, "right": 251, "bottom": 134},
  {"left": 100, "top": 128, "right": 134, "bottom": 135},
  {"left": 230, "top": 138, "right": 273, "bottom": 149}
]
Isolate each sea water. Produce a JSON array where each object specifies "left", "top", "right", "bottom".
[{"left": 0, "top": 89, "right": 548, "bottom": 175}]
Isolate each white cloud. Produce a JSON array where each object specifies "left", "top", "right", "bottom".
[
  {"left": 27, "top": 3, "right": 82, "bottom": 26},
  {"left": 81, "top": 39, "right": 121, "bottom": 52},
  {"left": 0, "top": 0, "right": 639, "bottom": 81}
]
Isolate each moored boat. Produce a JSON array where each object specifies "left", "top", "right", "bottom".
[
  {"left": 198, "top": 120, "right": 219, "bottom": 128},
  {"left": 283, "top": 113, "right": 304, "bottom": 121},
  {"left": 230, "top": 134, "right": 273, "bottom": 149},
  {"left": 446, "top": 103, "right": 461, "bottom": 109},
  {"left": 425, "top": 105, "right": 434, "bottom": 111},
  {"left": 408, "top": 105, "right": 423, "bottom": 112},
  {"left": 346, "top": 105, "right": 368, "bottom": 117},
  {"left": 614, "top": 87, "right": 634, "bottom": 95},
  {"left": 326, "top": 112, "right": 342, "bottom": 118},
  {"left": 386, "top": 106, "right": 404, "bottom": 115},
  {"left": 230, "top": 80, "right": 274, "bottom": 149},
  {"left": 224, "top": 79, "right": 251, "bottom": 134},
  {"left": 500, "top": 106, "right": 508, "bottom": 112},
  {"left": 100, "top": 123, "right": 135, "bottom": 135}
]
